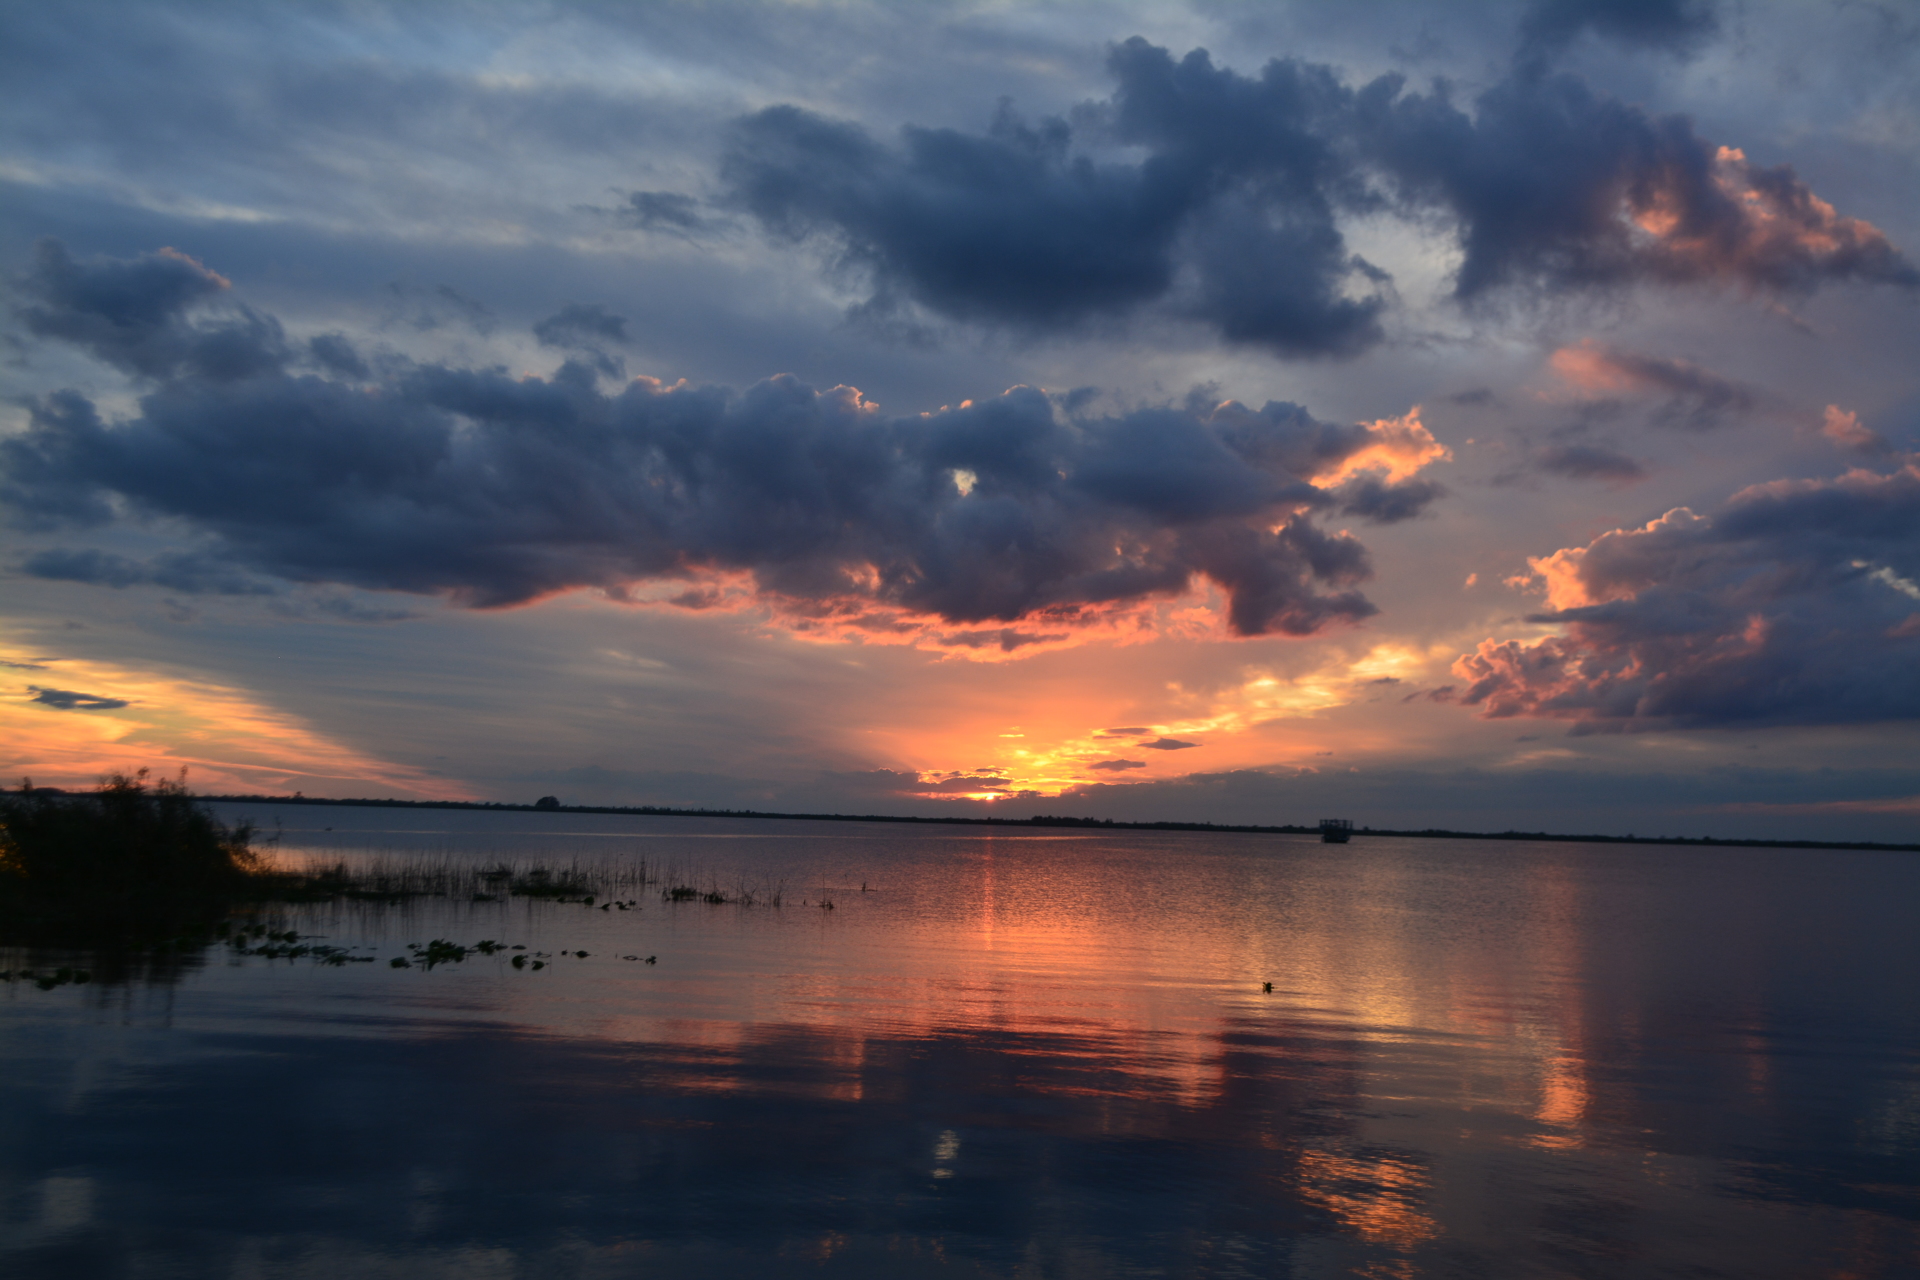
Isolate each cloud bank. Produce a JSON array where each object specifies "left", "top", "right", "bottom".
[
  {"left": 3, "top": 241, "right": 1455, "bottom": 649},
  {"left": 718, "top": 36, "right": 1913, "bottom": 355},
  {"left": 1455, "top": 462, "right": 1920, "bottom": 728}
]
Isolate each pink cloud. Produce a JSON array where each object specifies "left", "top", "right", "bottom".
[{"left": 1820, "top": 405, "right": 1889, "bottom": 455}]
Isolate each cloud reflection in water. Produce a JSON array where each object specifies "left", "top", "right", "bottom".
[{"left": 2, "top": 815, "right": 1917, "bottom": 1278}]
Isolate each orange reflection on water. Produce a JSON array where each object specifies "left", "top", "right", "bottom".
[
  {"left": 1532, "top": 1052, "right": 1590, "bottom": 1149},
  {"left": 204, "top": 819, "right": 1920, "bottom": 1276},
  {"left": 1296, "top": 1148, "right": 1440, "bottom": 1252}
]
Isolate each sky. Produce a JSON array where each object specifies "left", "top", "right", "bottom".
[{"left": 2, "top": 0, "right": 1918, "bottom": 840}]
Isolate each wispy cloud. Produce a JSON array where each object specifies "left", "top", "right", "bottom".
[
  {"left": 1548, "top": 341, "right": 1756, "bottom": 429},
  {"left": 2, "top": 639, "right": 470, "bottom": 797}
]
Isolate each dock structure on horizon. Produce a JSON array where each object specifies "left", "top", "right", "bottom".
[{"left": 1319, "top": 819, "right": 1353, "bottom": 844}]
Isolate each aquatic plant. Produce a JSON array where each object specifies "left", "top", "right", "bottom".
[
  {"left": 658, "top": 872, "right": 784, "bottom": 908},
  {"left": 407, "top": 938, "right": 472, "bottom": 968},
  {"left": 225, "top": 924, "right": 376, "bottom": 965},
  {"left": 269, "top": 855, "right": 651, "bottom": 904},
  {"left": 0, "top": 966, "right": 93, "bottom": 990}
]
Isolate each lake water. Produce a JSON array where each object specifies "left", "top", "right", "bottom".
[{"left": 3, "top": 806, "right": 1918, "bottom": 1278}]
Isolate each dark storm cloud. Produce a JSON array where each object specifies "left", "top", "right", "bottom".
[
  {"left": 1358, "top": 67, "right": 1919, "bottom": 301},
  {"left": 306, "top": 333, "right": 370, "bottom": 381},
  {"left": 13, "top": 240, "right": 286, "bottom": 382},
  {"left": 28, "top": 686, "right": 128, "bottom": 711},
  {"left": 722, "top": 38, "right": 1385, "bottom": 357},
  {"left": 1455, "top": 463, "right": 1920, "bottom": 728},
  {"left": 722, "top": 35, "right": 1912, "bottom": 354},
  {"left": 1333, "top": 475, "right": 1448, "bottom": 521},
  {"left": 1, "top": 244, "right": 1459, "bottom": 640},
  {"left": 21, "top": 547, "right": 280, "bottom": 596}
]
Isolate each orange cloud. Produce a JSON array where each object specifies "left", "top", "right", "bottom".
[
  {"left": 0, "top": 639, "right": 470, "bottom": 799},
  {"left": 1519, "top": 507, "right": 1709, "bottom": 611},
  {"left": 1631, "top": 145, "right": 1911, "bottom": 290},
  {"left": 1309, "top": 406, "right": 1452, "bottom": 486}
]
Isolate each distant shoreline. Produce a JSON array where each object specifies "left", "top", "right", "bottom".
[{"left": 168, "top": 792, "right": 1920, "bottom": 854}]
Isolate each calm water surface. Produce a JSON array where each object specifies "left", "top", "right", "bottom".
[{"left": 3, "top": 807, "right": 1917, "bottom": 1278}]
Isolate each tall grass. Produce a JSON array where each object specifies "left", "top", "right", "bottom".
[
  {"left": 269, "top": 854, "right": 657, "bottom": 902},
  {"left": 276, "top": 854, "right": 787, "bottom": 908}
]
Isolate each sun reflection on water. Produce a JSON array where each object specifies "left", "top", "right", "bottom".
[{"left": 10, "top": 815, "right": 1914, "bottom": 1278}]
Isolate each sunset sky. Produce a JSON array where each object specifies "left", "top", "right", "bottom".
[{"left": 3, "top": 0, "right": 1917, "bottom": 839}]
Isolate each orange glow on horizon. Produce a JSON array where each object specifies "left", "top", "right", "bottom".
[
  {"left": 0, "top": 637, "right": 470, "bottom": 799},
  {"left": 862, "top": 638, "right": 1456, "bottom": 799}
]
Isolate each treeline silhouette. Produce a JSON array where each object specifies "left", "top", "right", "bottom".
[{"left": 125, "top": 791, "right": 1920, "bottom": 854}]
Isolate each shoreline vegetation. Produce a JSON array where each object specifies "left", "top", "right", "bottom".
[
  {"left": 165, "top": 791, "right": 1918, "bottom": 855},
  {"left": 0, "top": 773, "right": 779, "bottom": 951}
]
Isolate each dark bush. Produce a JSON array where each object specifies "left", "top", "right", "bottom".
[{"left": 0, "top": 770, "right": 259, "bottom": 943}]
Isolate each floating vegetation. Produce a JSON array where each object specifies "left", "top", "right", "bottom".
[
  {"left": 658, "top": 874, "right": 783, "bottom": 907},
  {"left": 405, "top": 938, "right": 476, "bottom": 968},
  {"left": 1, "top": 966, "right": 92, "bottom": 990},
  {"left": 224, "top": 921, "right": 377, "bottom": 965}
]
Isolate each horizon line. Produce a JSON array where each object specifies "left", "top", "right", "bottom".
[{"left": 155, "top": 791, "right": 1920, "bottom": 855}]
